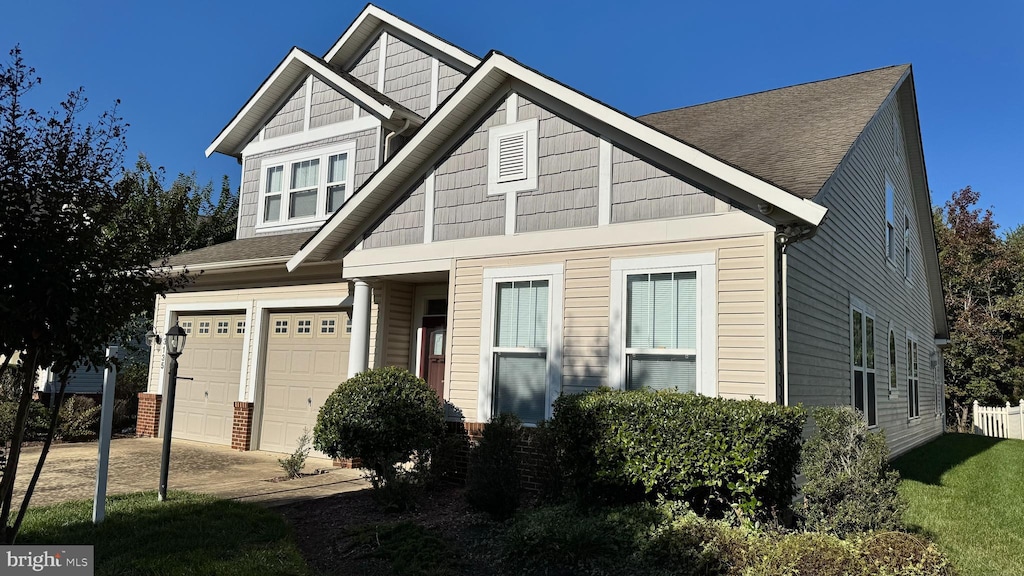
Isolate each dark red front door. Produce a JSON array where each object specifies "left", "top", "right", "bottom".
[{"left": 419, "top": 316, "right": 446, "bottom": 397}]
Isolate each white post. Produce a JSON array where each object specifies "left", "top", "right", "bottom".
[
  {"left": 93, "top": 346, "right": 118, "bottom": 525},
  {"left": 347, "top": 280, "right": 371, "bottom": 378},
  {"left": 973, "top": 400, "right": 980, "bottom": 435},
  {"left": 1020, "top": 400, "right": 1023, "bottom": 440}
]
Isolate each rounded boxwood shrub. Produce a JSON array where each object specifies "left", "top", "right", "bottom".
[
  {"left": 549, "top": 388, "right": 806, "bottom": 521},
  {"left": 314, "top": 367, "right": 444, "bottom": 495},
  {"left": 746, "top": 532, "right": 865, "bottom": 576},
  {"left": 800, "top": 406, "right": 905, "bottom": 537}
]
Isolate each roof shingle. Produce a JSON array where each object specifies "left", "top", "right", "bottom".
[
  {"left": 162, "top": 232, "right": 313, "bottom": 267},
  {"left": 638, "top": 65, "right": 909, "bottom": 199}
]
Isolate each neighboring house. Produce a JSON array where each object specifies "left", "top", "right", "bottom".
[{"left": 140, "top": 5, "right": 947, "bottom": 458}]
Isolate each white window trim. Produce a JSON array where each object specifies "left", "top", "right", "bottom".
[
  {"left": 885, "top": 176, "right": 896, "bottom": 266},
  {"left": 478, "top": 263, "right": 564, "bottom": 423},
  {"left": 255, "top": 141, "right": 357, "bottom": 233},
  {"left": 907, "top": 330, "right": 921, "bottom": 420},
  {"left": 609, "top": 253, "right": 716, "bottom": 395},
  {"left": 850, "top": 296, "right": 878, "bottom": 428},
  {"left": 487, "top": 117, "right": 538, "bottom": 196},
  {"left": 903, "top": 211, "right": 913, "bottom": 284},
  {"left": 887, "top": 324, "right": 898, "bottom": 397}
]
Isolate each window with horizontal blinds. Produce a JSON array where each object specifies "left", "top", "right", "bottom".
[
  {"left": 496, "top": 132, "right": 527, "bottom": 183},
  {"left": 625, "top": 272, "right": 697, "bottom": 392},
  {"left": 493, "top": 280, "right": 549, "bottom": 423}
]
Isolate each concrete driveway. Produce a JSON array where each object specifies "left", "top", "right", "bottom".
[{"left": 11, "top": 437, "right": 368, "bottom": 508}]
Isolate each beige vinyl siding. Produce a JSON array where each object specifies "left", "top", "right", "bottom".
[
  {"left": 147, "top": 280, "right": 351, "bottom": 401},
  {"left": 786, "top": 90, "right": 942, "bottom": 455},
  {"left": 445, "top": 234, "right": 773, "bottom": 422},
  {"left": 263, "top": 84, "right": 305, "bottom": 139},
  {"left": 309, "top": 76, "right": 355, "bottom": 128},
  {"left": 383, "top": 35, "right": 432, "bottom": 117},
  {"left": 382, "top": 281, "right": 415, "bottom": 368}
]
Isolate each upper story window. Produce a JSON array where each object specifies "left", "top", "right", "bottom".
[
  {"left": 487, "top": 118, "right": 538, "bottom": 196},
  {"left": 904, "top": 214, "right": 912, "bottom": 281},
  {"left": 258, "top": 142, "right": 355, "bottom": 231},
  {"left": 885, "top": 178, "right": 896, "bottom": 263}
]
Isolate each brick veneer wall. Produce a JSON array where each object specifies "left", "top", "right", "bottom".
[
  {"left": 231, "top": 402, "right": 255, "bottom": 451},
  {"left": 444, "top": 421, "right": 549, "bottom": 493},
  {"left": 137, "top": 393, "right": 161, "bottom": 437}
]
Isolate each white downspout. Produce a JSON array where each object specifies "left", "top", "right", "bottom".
[
  {"left": 383, "top": 118, "right": 412, "bottom": 160},
  {"left": 781, "top": 246, "right": 790, "bottom": 406}
]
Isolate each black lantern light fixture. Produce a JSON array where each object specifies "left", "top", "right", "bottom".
[{"left": 158, "top": 322, "right": 188, "bottom": 501}]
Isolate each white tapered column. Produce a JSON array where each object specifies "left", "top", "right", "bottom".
[{"left": 347, "top": 279, "right": 371, "bottom": 378}]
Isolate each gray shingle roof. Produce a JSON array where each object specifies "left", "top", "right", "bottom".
[
  {"left": 162, "top": 232, "right": 313, "bottom": 267},
  {"left": 639, "top": 65, "right": 909, "bottom": 199}
]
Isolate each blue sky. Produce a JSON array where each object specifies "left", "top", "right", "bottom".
[{"left": 2, "top": 1, "right": 1022, "bottom": 228}]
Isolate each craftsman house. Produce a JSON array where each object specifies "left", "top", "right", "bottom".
[{"left": 140, "top": 5, "right": 947, "bottom": 458}]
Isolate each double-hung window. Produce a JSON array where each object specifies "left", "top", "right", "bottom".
[
  {"left": 907, "top": 335, "right": 920, "bottom": 419},
  {"left": 258, "top": 142, "right": 355, "bottom": 230},
  {"left": 851, "top": 299, "right": 877, "bottom": 426},
  {"left": 480, "top": 265, "right": 563, "bottom": 424},
  {"left": 885, "top": 178, "right": 896, "bottom": 263},
  {"left": 610, "top": 254, "right": 716, "bottom": 394}
]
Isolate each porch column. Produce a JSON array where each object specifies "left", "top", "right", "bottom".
[{"left": 347, "top": 279, "right": 371, "bottom": 378}]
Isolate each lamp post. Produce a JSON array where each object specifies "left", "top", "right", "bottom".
[{"left": 157, "top": 323, "right": 187, "bottom": 502}]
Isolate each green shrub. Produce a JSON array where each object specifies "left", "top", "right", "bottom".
[
  {"left": 426, "top": 429, "right": 469, "bottom": 485},
  {"left": 277, "top": 428, "right": 311, "bottom": 479},
  {"left": 857, "top": 532, "right": 955, "bottom": 576},
  {"left": 500, "top": 504, "right": 631, "bottom": 575},
  {"left": 800, "top": 406, "right": 905, "bottom": 537},
  {"left": 55, "top": 396, "right": 101, "bottom": 441},
  {"left": 549, "top": 388, "right": 806, "bottom": 520},
  {"left": 0, "top": 401, "right": 52, "bottom": 445},
  {"left": 466, "top": 413, "right": 522, "bottom": 519},
  {"left": 314, "top": 366, "right": 445, "bottom": 509},
  {"left": 745, "top": 532, "right": 865, "bottom": 576}
]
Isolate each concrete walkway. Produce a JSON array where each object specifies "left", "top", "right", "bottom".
[{"left": 11, "top": 437, "right": 368, "bottom": 508}]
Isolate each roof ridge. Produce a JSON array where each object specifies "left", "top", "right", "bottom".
[{"left": 639, "top": 64, "right": 910, "bottom": 119}]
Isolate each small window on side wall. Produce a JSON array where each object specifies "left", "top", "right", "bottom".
[
  {"left": 885, "top": 178, "right": 896, "bottom": 262},
  {"left": 904, "top": 215, "right": 912, "bottom": 281}
]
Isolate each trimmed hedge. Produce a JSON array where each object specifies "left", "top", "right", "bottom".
[{"left": 549, "top": 388, "right": 805, "bottom": 519}]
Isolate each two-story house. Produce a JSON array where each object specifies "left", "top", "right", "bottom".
[{"left": 139, "top": 5, "right": 947, "bottom": 459}]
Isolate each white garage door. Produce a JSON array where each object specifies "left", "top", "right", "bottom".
[
  {"left": 259, "top": 311, "right": 350, "bottom": 454},
  {"left": 172, "top": 314, "right": 245, "bottom": 445}
]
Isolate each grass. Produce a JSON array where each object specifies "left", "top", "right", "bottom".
[
  {"left": 344, "top": 521, "right": 462, "bottom": 576},
  {"left": 894, "top": 433, "right": 1024, "bottom": 576},
  {"left": 18, "top": 491, "right": 311, "bottom": 576}
]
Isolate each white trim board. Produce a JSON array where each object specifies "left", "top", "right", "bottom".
[{"left": 287, "top": 53, "right": 827, "bottom": 271}]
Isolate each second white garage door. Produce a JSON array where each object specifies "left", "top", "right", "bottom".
[
  {"left": 259, "top": 311, "right": 350, "bottom": 454},
  {"left": 173, "top": 314, "right": 245, "bottom": 445}
]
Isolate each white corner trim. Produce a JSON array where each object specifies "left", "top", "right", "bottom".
[
  {"left": 608, "top": 253, "right": 716, "bottom": 395},
  {"left": 598, "top": 138, "right": 612, "bottom": 226},
  {"left": 423, "top": 170, "right": 435, "bottom": 243},
  {"left": 376, "top": 31, "right": 389, "bottom": 93},
  {"left": 478, "top": 263, "right": 564, "bottom": 422},
  {"left": 504, "top": 192, "right": 517, "bottom": 236},
  {"left": 302, "top": 76, "right": 313, "bottom": 133},
  {"left": 506, "top": 93, "right": 518, "bottom": 124},
  {"left": 429, "top": 58, "right": 439, "bottom": 113}
]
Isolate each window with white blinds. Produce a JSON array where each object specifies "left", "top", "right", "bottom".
[
  {"left": 625, "top": 272, "right": 697, "bottom": 392},
  {"left": 492, "top": 280, "right": 549, "bottom": 424}
]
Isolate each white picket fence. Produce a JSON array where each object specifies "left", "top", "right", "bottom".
[{"left": 973, "top": 400, "right": 1024, "bottom": 440}]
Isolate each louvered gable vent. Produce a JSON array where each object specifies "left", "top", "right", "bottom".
[{"left": 497, "top": 132, "right": 528, "bottom": 183}]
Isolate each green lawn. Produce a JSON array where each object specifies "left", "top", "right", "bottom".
[
  {"left": 18, "top": 491, "right": 310, "bottom": 576},
  {"left": 894, "top": 433, "right": 1024, "bottom": 576}
]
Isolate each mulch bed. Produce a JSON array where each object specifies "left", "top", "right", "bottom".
[{"left": 278, "top": 483, "right": 502, "bottom": 576}]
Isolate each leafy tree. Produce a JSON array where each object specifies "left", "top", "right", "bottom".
[
  {"left": 933, "top": 187, "right": 1024, "bottom": 430},
  {"left": 0, "top": 46, "right": 191, "bottom": 542}
]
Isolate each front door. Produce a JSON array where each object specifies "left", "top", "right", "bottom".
[{"left": 419, "top": 316, "right": 446, "bottom": 397}]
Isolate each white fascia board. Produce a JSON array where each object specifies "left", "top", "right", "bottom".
[
  {"left": 324, "top": 5, "right": 479, "bottom": 72},
  {"left": 206, "top": 48, "right": 417, "bottom": 158},
  {"left": 499, "top": 56, "right": 828, "bottom": 227},
  {"left": 287, "top": 53, "right": 827, "bottom": 271}
]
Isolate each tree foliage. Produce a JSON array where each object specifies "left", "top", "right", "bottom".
[
  {"left": 934, "top": 186, "right": 1024, "bottom": 430},
  {"left": 0, "top": 46, "right": 192, "bottom": 542}
]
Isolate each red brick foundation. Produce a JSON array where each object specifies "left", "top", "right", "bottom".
[
  {"left": 231, "top": 402, "right": 255, "bottom": 451},
  {"left": 136, "top": 393, "right": 162, "bottom": 437},
  {"left": 333, "top": 457, "right": 364, "bottom": 469}
]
